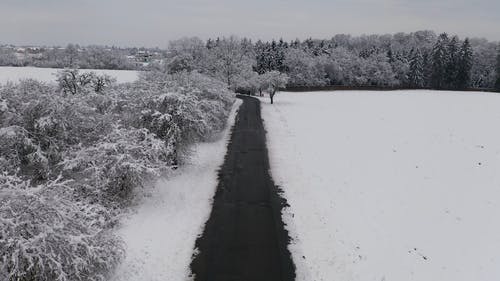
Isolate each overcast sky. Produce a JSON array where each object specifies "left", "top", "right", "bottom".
[{"left": 1, "top": 0, "right": 498, "bottom": 47}]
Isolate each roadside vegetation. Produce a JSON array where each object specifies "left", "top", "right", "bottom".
[{"left": 0, "top": 69, "right": 234, "bottom": 280}]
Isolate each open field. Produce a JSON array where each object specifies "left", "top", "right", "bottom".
[
  {"left": 261, "top": 90, "right": 500, "bottom": 281},
  {"left": 0, "top": 66, "right": 139, "bottom": 84}
]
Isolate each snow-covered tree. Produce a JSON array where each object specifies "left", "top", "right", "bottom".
[
  {"left": 363, "top": 53, "right": 398, "bottom": 86},
  {"left": 232, "top": 69, "right": 261, "bottom": 95},
  {"left": 65, "top": 43, "right": 79, "bottom": 67},
  {"left": 260, "top": 71, "right": 289, "bottom": 104},
  {"left": 166, "top": 37, "right": 208, "bottom": 73},
  {"left": 284, "top": 48, "right": 328, "bottom": 87},
  {"left": 431, "top": 33, "right": 450, "bottom": 89},
  {"left": 56, "top": 69, "right": 116, "bottom": 95},
  {"left": 408, "top": 49, "right": 425, "bottom": 88},
  {"left": 323, "top": 47, "right": 361, "bottom": 85},
  {"left": 207, "top": 36, "right": 256, "bottom": 88},
  {"left": 445, "top": 36, "right": 460, "bottom": 89},
  {"left": 470, "top": 39, "right": 497, "bottom": 88},
  {"left": 456, "top": 38, "right": 473, "bottom": 90},
  {"left": 496, "top": 43, "right": 500, "bottom": 90}
]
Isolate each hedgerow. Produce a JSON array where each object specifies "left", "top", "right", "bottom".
[{"left": 0, "top": 70, "right": 235, "bottom": 280}]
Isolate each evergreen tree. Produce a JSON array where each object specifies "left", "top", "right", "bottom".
[
  {"left": 276, "top": 39, "right": 288, "bottom": 72},
  {"left": 496, "top": 43, "right": 500, "bottom": 90},
  {"left": 387, "top": 49, "right": 395, "bottom": 63},
  {"left": 290, "top": 39, "right": 300, "bottom": 48},
  {"left": 408, "top": 48, "right": 425, "bottom": 88},
  {"left": 269, "top": 40, "right": 278, "bottom": 70},
  {"left": 445, "top": 36, "right": 460, "bottom": 89},
  {"left": 254, "top": 40, "right": 268, "bottom": 74},
  {"left": 431, "top": 33, "right": 450, "bottom": 89},
  {"left": 456, "top": 38, "right": 473, "bottom": 90},
  {"left": 422, "top": 50, "right": 433, "bottom": 88}
]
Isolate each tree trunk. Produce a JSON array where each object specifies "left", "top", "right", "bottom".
[{"left": 270, "top": 90, "right": 275, "bottom": 104}]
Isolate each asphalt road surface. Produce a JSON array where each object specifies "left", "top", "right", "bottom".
[{"left": 190, "top": 95, "right": 296, "bottom": 281}]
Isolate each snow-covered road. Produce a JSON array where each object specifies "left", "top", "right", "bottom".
[
  {"left": 112, "top": 100, "right": 241, "bottom": 281},
  {"left": 261, "top": 90, "right": 500, "bottom": 281}
]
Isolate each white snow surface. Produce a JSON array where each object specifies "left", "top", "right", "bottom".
[
  {"left": 261, "top": 90, "right": 500, "bottom": 281},
  {"left": 112, "top": 99, "right": 242, "bottom": 281},
  {"left": 0, "top": 66, "right": 138, "bottom": 84}
]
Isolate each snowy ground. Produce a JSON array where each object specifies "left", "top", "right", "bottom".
[
  {"left": 0, "top": 66, "right": 138, "bottom": 84},
  {"left": 261, "top": 90, "right": 500, "bottom": 281},
  {"left": 111, "top": 99, "right": 241, "bottom": 281}
]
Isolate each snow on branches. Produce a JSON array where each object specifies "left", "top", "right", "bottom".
[
  {"left": 0, "top": 174, "right": 124, "bottom": 281},
  {"left": 0, "top": 70, "right": 235, "bottom": 280}
]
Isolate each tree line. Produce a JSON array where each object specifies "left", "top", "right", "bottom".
[
  {"left": 0, "top": 44, "right": 163, "bottom": 70},
  {"left": 2, "top": 30, "right": 500, "bottom": 91},
  {"left": 251, "top": 32, "right": 498, "bottom": 91},
  {"left": 161, "top": 31, "right": 499, "bottom": 94}
]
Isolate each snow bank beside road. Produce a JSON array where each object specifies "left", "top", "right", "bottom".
[
  {"left": 261, "top": 90, "right": 500, "bottom": 281},
  {"left": 112, "top": 99, "right": 242, "bottom": 281},
  {"left": 0, "top": 66, "right": 138, "bottom": 84}
]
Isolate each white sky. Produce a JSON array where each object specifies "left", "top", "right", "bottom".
[{"left": 1, "top": 0, "right": 498, "bottom": 47}]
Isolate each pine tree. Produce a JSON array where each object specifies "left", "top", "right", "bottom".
[
  {"left": 277, "top": 39, "right": 288, "bottom": 72},
  {"left": 387, "top": 49, "right": 395, "bottom": 63},
  {"left": 456, "top": 38, "right": 473, "bottom": 90},
  {"left": 445, "top": 36, "right": 460, "bottom": 89},
  {"left": 408, "top": 48, "right": 425, "bottom": 88},
  {"left": 431, "top": 33, "right": 450, "bottom": 89},
  {"left": 495, "top": 43, "right": 500, "bottom": 91},
  {"left": 268, "top": 42, "right": 277, "bottom": 72},
  {"left": 290, "top": 39, "right": 300, "bottom": 48},
  {"left": 422, "top": 50, "right": 433, "bottom": 88},
  {"left": 254, "top": 40, "right": 268, "bottom": 74}
]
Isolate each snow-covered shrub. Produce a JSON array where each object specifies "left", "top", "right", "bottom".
[
  {"left": 0, "top": 81, "right": 111, "bottom": 181},
  {"left": 91, "top": 74, "right": 116, "bottom": 93},
  {"left": 0, "top": 125, "right": 48, "bottom": 179},
  {"left": 0, "top": 174, "right": 124, "bottom": 281},
  {"left": 117, "top": 71, "right": 235, "bottom": 161},
  {"left": 0, "top": 70, "right": 235, "bottom": 280},
  {"left": 61, "top": 125, "right": 175, "bottom": 207}
]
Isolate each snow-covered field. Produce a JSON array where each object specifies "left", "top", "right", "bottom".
[
  {"left": 261, "top": 90, "right": 500, "bottom": 281},
  {"left": 0, "top": 66, "right": 138, "bottom": 84},
  {"left": 112, "top": 100, "right": 242, "bottom": 281}
]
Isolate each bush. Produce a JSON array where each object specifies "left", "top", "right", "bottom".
[
  {"left": 61, "top": 126, "right": 175, "bottom": 207},
  {"left": 0, "top": 174, "right": 124, "bottom": 281},
  {"left": 0, "top": 71, "right": 235, "bottom": 279},
  {"left": 117, "top": 71, "right": 235, "bottom": 160}
]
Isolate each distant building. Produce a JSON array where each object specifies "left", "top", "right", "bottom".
[
  {"left": 126, "top": 50, "right": 159, "bottom": 67},
  {"left": 135, "top": 51, "right": 153, "bottom": 62}
]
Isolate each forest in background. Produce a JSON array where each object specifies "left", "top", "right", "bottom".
[{"left": 2, "top": 30, "right": 500, "bottom": 91}]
